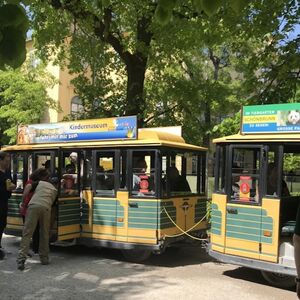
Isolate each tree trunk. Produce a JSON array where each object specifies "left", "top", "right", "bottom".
[
  {"left": 125, "top": 55, "right": 147, "bottom": 128},
  {"left": 202, "top": 100, "right": 211, "bottom": 147}
]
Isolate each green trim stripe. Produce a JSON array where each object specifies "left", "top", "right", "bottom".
[
  {"left": 211, "top": 203, "right": 222, "bottom": 236},
  {"left": 226, "top": 206, "right": 273, "bottom": 244}
]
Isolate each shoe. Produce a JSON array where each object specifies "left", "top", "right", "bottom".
[
  {"left": 17, "top": 261, "right": 25, "bottom": 271},
  {"left": 296, "top": 278, "right": 300, "bottom": 299},
  {"left": 27, "top": 250, "right": 35, "bottom": 258},
  {"left": 0, "top": 247, "right": 12, "bottom": 254},
  {"left": 40, "top": 258, "right": 49, "bottom": 265},
  {"left": 0, "top": 249, "right": 5, "bottom": 260}
]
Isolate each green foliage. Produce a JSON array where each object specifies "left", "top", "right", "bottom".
[
  {"left": 283, "top": 154, "right": 300, "bottom": 174},
  {"left": 212, "top": 112, "right": 241, "bottom": 138},
  {"left": 27, "top": 0, "right": 300, "bottom": 148},
  {"left": 0, "top": 3, "right": 29, "bottom": 69},
  {"left": 0, "top": 60, "right": 57, "bottom": 144},
  {"left": 201, "top": 0, "right": 221, "bottom": 17}
]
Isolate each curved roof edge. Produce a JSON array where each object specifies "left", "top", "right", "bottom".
[
  {"left": 213, "top": 132, "right": 300, "bottom": 144},
  {"left": 2, "top": 127, "right": 207, "bottom": 152}
]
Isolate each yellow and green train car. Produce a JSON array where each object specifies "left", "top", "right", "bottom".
[
  {"left": 210, "top": 103, "right": 300, "bottom": 288},
  {"left": 4, "top": 120, "right": 208, "bottom": 262}
]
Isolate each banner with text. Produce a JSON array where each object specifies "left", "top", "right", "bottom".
[
  {"left": 17, "top": 116, "right": 137, "bottom": 144},
  {"left": 241, "top": 103, "right": 300, "bottom": 134}
]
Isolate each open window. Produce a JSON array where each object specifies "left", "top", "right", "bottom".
[
  {"left": 214, "top": 145, "right": 226, "bottom": 194},
  {"left": 60, "top": 151, "right": 80, "bottom": 196},
  {"left": 94, "top": 151, "right": 117, "bottom": 197},
  {"left": 161, "top": 150, "right": 204, "bottom": 198},
  {"left": 229, "top": 146, "right": 263, "bottom": 204},
  {"left": 130, "top": 150, "right": 156, "bottom": 197},
  {"left": 11, "top": 153, "right": 27, "bottom": 193}
]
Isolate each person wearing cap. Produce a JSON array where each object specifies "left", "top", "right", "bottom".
[{"left": 69, "top": 152, "right": 78, "bottom": 164}]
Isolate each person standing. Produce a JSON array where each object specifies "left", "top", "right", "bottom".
[
  {"left": 20, "top": 169, "right": 43, "bottom": 255},
  {"left": 17, "top": 168, "right": 57, "bottom": 270},
  {"left": 0, "top": 151, "right": 16, "bottom": 259},
  {"left": 294, "top": 204, "right": 300, "bottom": 299}
]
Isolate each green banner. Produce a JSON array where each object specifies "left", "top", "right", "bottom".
[{"left": 242, "top": 103, "right": 300, "bottom": 134}]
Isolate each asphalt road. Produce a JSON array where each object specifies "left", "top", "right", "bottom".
[{"left": 0, "top": 234, "right": 297, "bottom": 300}]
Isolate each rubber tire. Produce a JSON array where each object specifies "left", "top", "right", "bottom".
[
  {"left": 261, "top": 270, "right": 296, "bottom": 288},
  {"left": 121, "top": 249, "right": 152, "bottom": 263}
]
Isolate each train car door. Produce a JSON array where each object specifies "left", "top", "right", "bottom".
[
  {"left": 57, "top": 150, "right": 82, "bottom": 241},
  {"left": 224, "top": 145, "right": 265, "bottom": 260}
]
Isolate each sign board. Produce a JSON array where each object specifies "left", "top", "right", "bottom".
[
  {"left": 17, "top": 116, "right": 137, "bottom": 145},
  {"left": 241, "top": 103, "right": 300, "bottom": 134}
]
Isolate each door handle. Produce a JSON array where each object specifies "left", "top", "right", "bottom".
[
  {"left": 227, "top": 208, "right": 238, "bottom": 214},
  {"left": 129, "top": 202, "right": 138, "bottom": 208}
]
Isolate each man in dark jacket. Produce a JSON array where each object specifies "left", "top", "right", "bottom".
[
  {"left": 294, "top": 205, "right": 300, "bottom": 299},
  {"left": 0, "top": 151, "right": 16, "bottom": 259}
]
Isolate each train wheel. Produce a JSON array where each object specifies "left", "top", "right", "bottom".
[
  {"left": 261, "top": 271, "right": 295, "bottom": 288},
  {"left": 121, "top": 249, "right": 152, "bottom": 263}
]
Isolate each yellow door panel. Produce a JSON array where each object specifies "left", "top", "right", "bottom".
[
  {"left": 260, "top": 197, "right": 279, "bottom": 262},
  {"left": 211, "top": 193, "right": 227, "bottom": 253}
]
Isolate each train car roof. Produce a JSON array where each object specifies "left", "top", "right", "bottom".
[
  {"left": 3, "top": 128, "right": 207, "bottom": 152},
  {"left": 213, "top": 132, "right": 300, "bottom": 144}
]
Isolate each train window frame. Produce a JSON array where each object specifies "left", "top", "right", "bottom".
[
  {"left": 128, "top": 149, "right": 159, "bottom": 199},
  {"left": 161, "top": 148, "right": 205, "bottom": 198},
  {"left": 92, "top": 150, "right": 119, "bottom": 198},
  {"left": 227, "top": 144, "right": 266, "bottom": 206}
]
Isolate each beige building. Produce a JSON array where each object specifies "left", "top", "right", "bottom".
[{"left": 26, "top": 39, "right": 83, "bottom": 123}]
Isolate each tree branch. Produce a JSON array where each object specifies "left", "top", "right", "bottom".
[{"left": 144, "top": 104, "right": 179, "bottom": 124}]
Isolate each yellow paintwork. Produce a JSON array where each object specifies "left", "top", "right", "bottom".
[
  {"left": 159, "top": 196, "right": 207, "bottom": 238},
  {"left": 81, "top": 190, "right": 93, "bottom": 235},
  {"left": 211, "top": 193, "right": 227, "bottom": 253},
  {"left": 7, "top": 216, "right": 23, "bottom": 227},
  {"left": 116, "top": 191, "right": 129, "bottom": 242},
  {"left": 58, "top": 196, "right": 81, "bottom": 241},
  {"left": 225, "top": 202, "right": 261, "bottom": 259},
  {"left": 6, "top": 218, "right": 23, "bottom": 232},
  {"left": 260, "top": 197, "right": 280, "bottom": 262},
  {"left": 58, "top": 224, "right": 80, "bottom": 240},
  {"left": 225, "top": 238, "right": 260, "bottom": 258}
]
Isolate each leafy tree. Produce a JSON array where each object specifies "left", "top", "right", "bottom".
[
  {"left": 27, "top": 0, "right": 299, "bottom": 142},
  {"left": 0, "top": 1, "right": 29, "bottom": 69},
  {"left": 0, "top": 58, "right": 57, "bottom": 144}
]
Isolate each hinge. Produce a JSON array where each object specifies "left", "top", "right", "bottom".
[{"left": 259, "top": 242, "right": 262, "bottom": 253}]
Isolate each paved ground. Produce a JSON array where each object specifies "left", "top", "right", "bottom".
[{"left": 0, "top": 234, "right": 297, "bottom": 300}]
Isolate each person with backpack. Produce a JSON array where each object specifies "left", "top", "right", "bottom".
[{"left": 17, "top": 168, "right": 57, "bottom": 270}]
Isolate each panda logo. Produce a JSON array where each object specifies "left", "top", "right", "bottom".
[{"left": 287, "top": 110, "right": 300, "bottom": 125}]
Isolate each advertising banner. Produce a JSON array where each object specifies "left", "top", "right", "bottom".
[
  {"left": 17, "top": 116, "right": 137, "bottom": 145},
  {"left": 242, "top": 103, "right": 300, "bottom": 134}
]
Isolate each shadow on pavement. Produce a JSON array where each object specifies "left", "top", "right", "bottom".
[
  {"left": 48, "top": 243, "right": 214, "bottom": 268},
  {"left": 223, "top": 266, "right": 295, "bottom": 292}
]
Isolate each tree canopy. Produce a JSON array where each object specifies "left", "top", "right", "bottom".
[
  {"left": 1, "top": 0, "right": 299, "bottom": 146},
  {"left": 0, "top": 1, "right": 29, "bottom": 68},
  {"left": 27, "top": 1, "right": 299, "bottom": 133},
  {"left": 0, "top": 58, "right": 56, "bottom": 144}
]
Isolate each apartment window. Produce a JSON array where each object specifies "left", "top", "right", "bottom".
[{"left": 71, "top": 96, "right": 84, "bottom": 114}]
